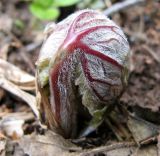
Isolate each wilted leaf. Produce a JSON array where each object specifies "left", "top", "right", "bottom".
[
  {"left": 127, "top": 115, "right": 159, "bottom": 144},
  {"left": 136, "top": 145, "right": 157, "bottom": 156}
]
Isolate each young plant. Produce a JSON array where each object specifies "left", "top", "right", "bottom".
[
  {"left": 29, "top": 0, "right": 80, "bottom": 20},
  {"left": 36, "top": 9, "right": 130, "bottom": 138}
]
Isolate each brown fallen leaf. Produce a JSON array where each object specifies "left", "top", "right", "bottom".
[
  {"left": 5, "top": 129, "right": 159, "bottom": 156},
  {"left": 7, "top": 130, "right": 81, "bottom": 156}
]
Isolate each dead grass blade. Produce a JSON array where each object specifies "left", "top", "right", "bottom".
[
  {"left": 0, "top": 77, "right": 39, "bottom": 118},
  {"left": 0, "top": 58, "right": 35, "bottom": 91}
]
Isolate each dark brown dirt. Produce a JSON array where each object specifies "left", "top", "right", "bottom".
[{"left": 0, "top": 0, "right": 160, "bottom": 151}]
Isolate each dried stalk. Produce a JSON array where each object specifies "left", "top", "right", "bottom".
[{"left": 103, "top": 0, "right": 145, "bottom": 16}]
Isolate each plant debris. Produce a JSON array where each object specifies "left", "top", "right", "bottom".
[{"left": 0, "top": 0, "right": 160, "bottom": 155}]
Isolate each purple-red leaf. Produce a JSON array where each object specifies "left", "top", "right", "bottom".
[{"left": 36, "top": 9, "right": 130, "bottom": 138}]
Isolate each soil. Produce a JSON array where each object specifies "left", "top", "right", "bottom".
[{"left": 0, "top": 0, "right": 160, "bottom": 155}]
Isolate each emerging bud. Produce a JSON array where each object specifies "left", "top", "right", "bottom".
[{"left": 36, "top": 9, "right": 130, "bottom": 138}]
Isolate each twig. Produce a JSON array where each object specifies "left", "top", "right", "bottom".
[
  {"left": 80, "top": 141, "right": 136, "bottom": 155},
  {"left": 105, "top": 118, "right": 123, "bottom": 141},
  {"left": 142, "top": 45, "right": 160, "bottom": 64},
  {"left": 103, "top": 0, "right": 145, "bottom": 16},
  {"left": 25, "top": 41, "right": 41, "bottom": 53}
]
